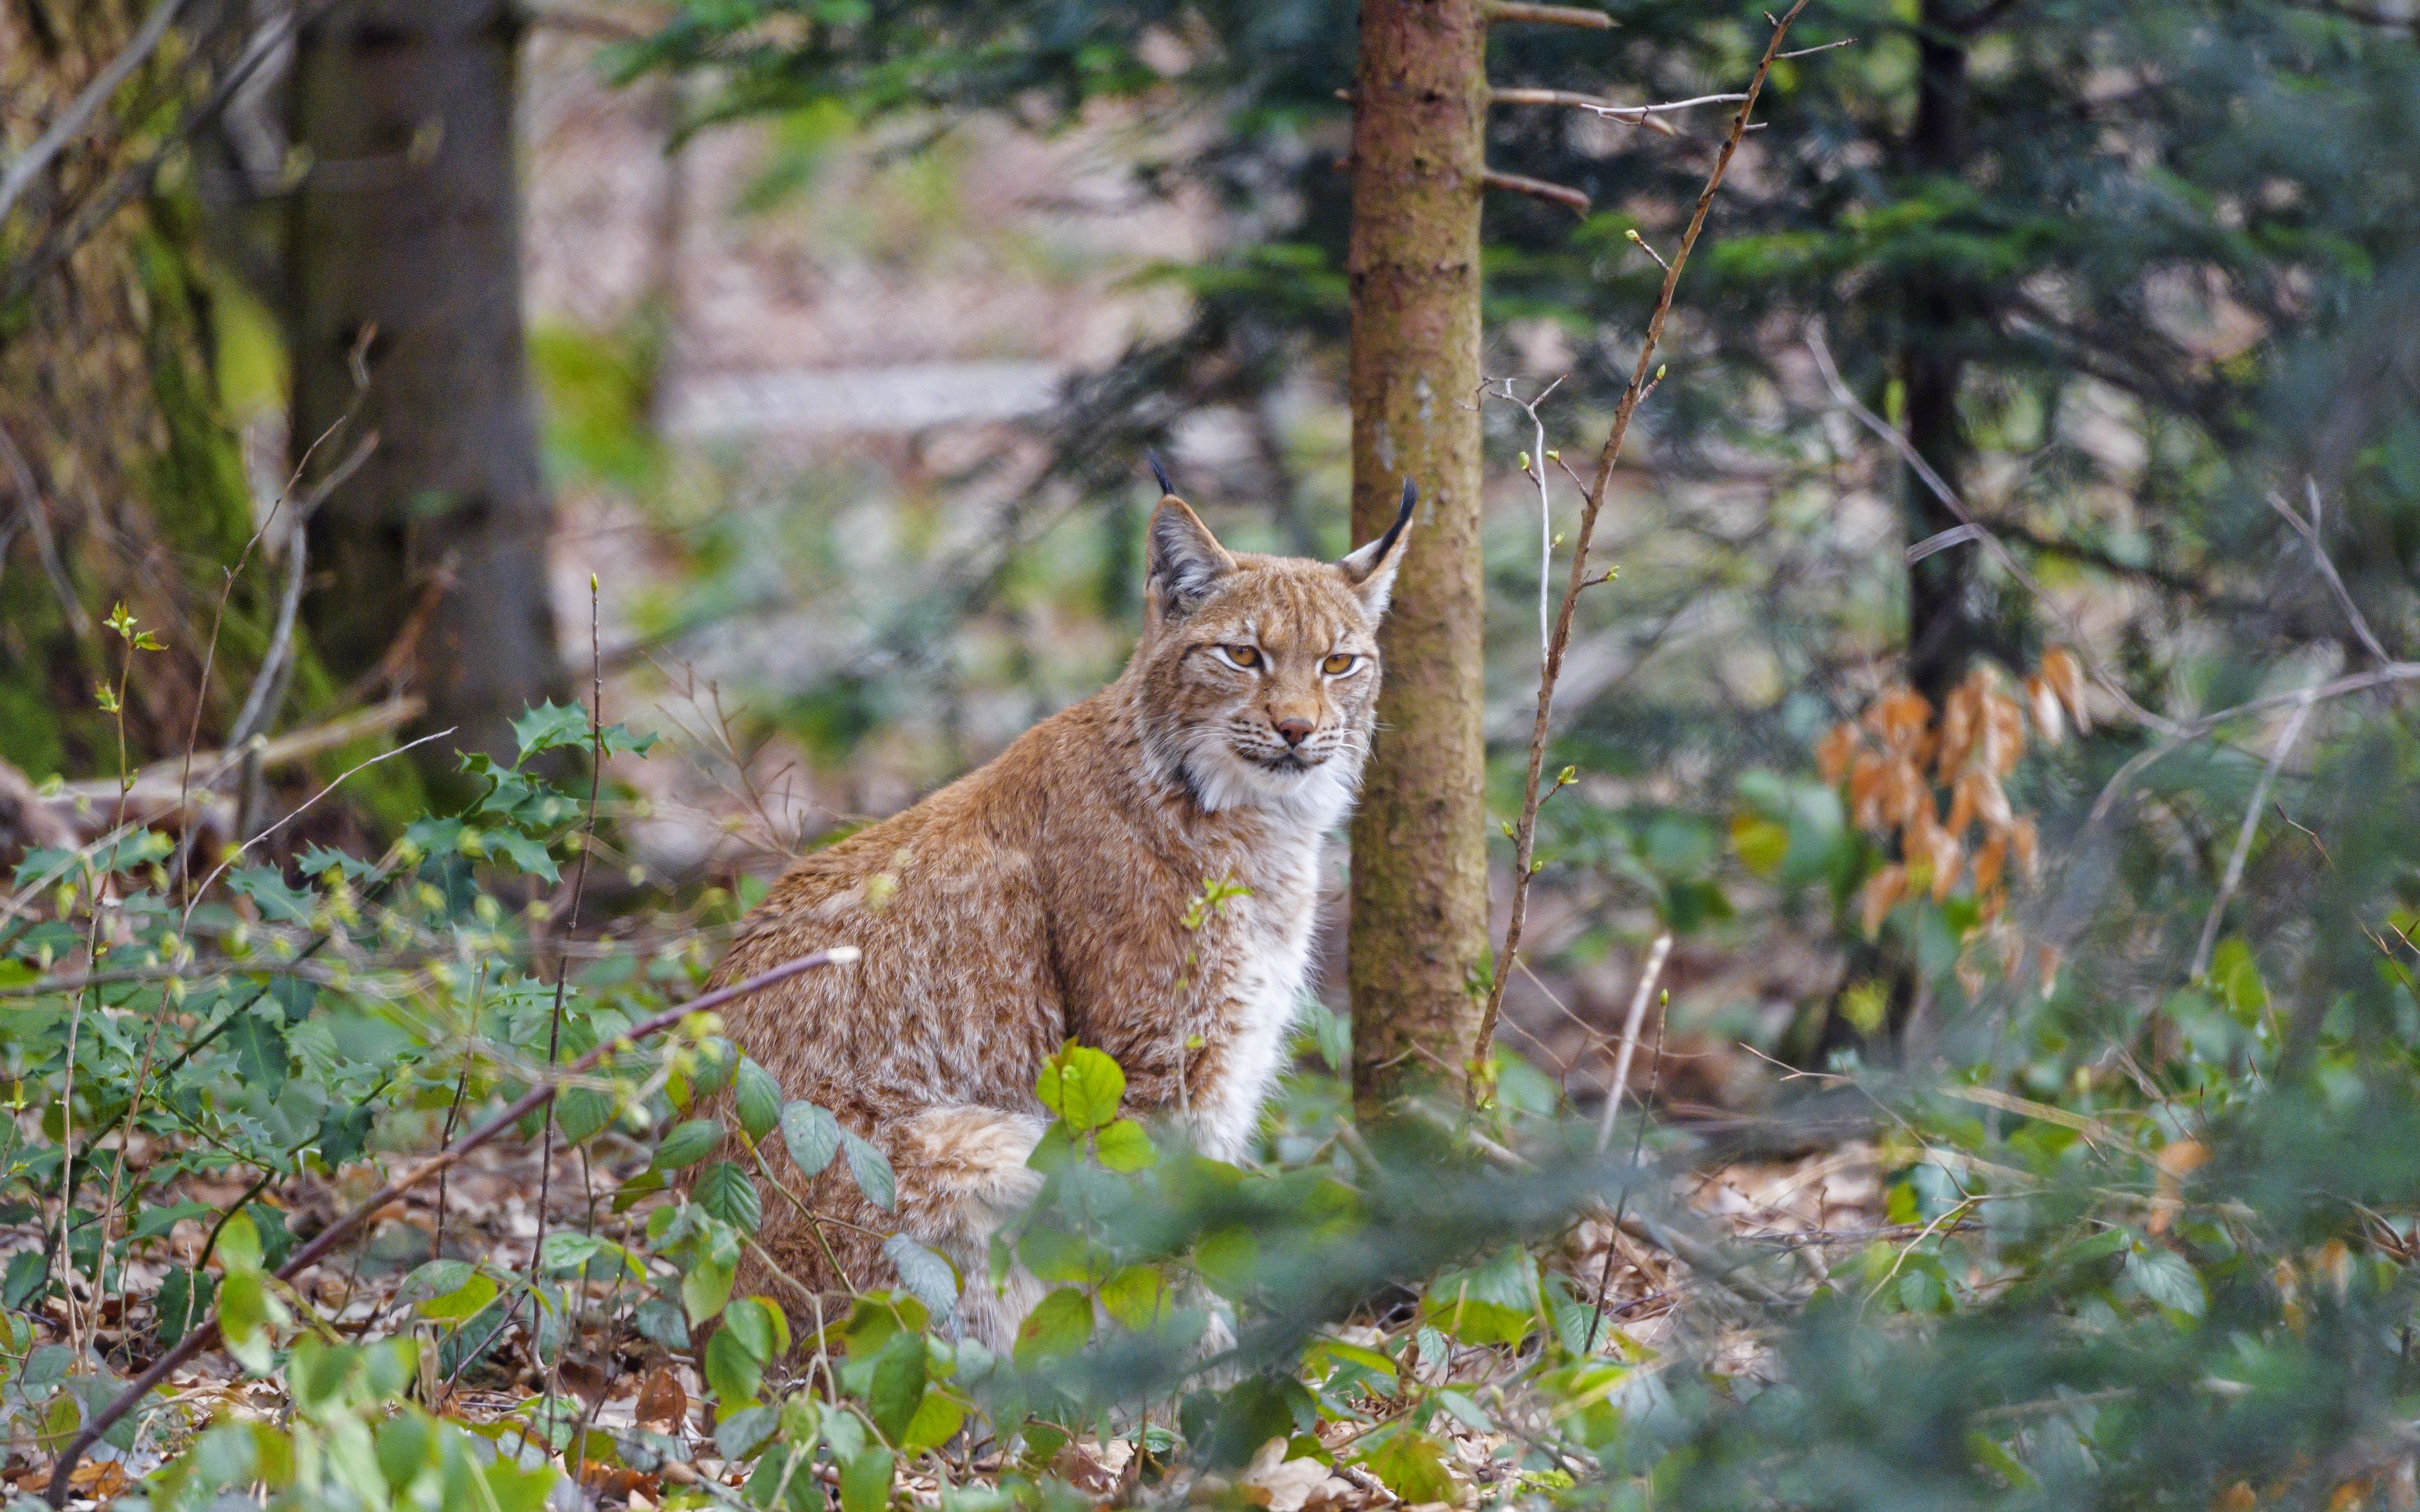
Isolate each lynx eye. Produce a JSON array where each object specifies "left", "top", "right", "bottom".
[
  {"left": 1322, "top": 653, "right": 1357, "bottom": 675},
  {"left": 1219, "top": 644, "right": 1262, "bottom": 669}
]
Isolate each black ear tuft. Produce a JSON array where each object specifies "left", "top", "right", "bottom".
[
  {"left": 1337, "top": 477, "right": 1419, "bottom": 616},
  {"left": 1148, "top": 452, "right": 1175, "bottom": 497}
]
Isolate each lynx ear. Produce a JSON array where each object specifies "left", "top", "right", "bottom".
[
  {"left": 1148, "top": 493, "right": 1236, "bottom": 620},
  {"left": 1338, "top": 478, "right": 1417, "bottom": 618}
]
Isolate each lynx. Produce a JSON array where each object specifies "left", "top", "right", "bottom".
[{"left": 700, "top": 469, "right": 1415, "bottom": 1347}]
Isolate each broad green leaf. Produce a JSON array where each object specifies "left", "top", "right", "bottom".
[
  {"left": 865, "top": 1331, "right": 927, "bottom": 1441},
  {"left": 1035, "top": 1043, "right": 1124, "bottom": 1133},
  {"left": 418, "top": 1272, "right": 499, "bottom": 1324},
  {"left": 734, "top": 1058, "right": 783, "bottom": 1142},
  {"left": 1013, "top": 1286, "right": 1094, "bottom": 1366},
  {"left": 780, "top": 1101, "right": 843, "bottom": 1177},
  {"left": 717, "top": 1404, "right": 778, "bottom": 1461},
  {"left": 396, "top": 1259, "right": 475, "bottom": 1306},
  {"left": 652, "top": 1118, "right": 724, "bottom": 1171},
  {"left": 1093, "top": 1118, "right": 1156, "bottom": 1171},
  {"left": 704, "top": 1328, "right": 764, "bottom": 1406},
  {"left": 881, "top": 1233, "right": 959, "bottom": 1319},
  {"left": 843, "top": 1131, "right": 896, "bottom": 1211},
  {"left": 900, "top": 1390, "right": 966, "bottom": 1455},
  {"left": 2124, "top": 1246, "right": 2206, "bottom": 1318},
  {"left": 723, "top": 1297, "right": 790, "bottom": 1362},
  {"left": 839, "top": 1448, "right": 894, "bottom": 1512},
  {"left": 216, "top": 1211, "right": 264, "bottom": 1273},
  {"left": 1359, "top": 1429, "right": 1460, "bottom": 1504},
  {"left": 683, "top": 1253, "right": 737, "bottom": 1326},
  {"left": 696, "top": 1160, "right": 763, "bottom": 1234},
  {"left": 1100, "top": 1265, "right": 1173, "bottom": 1331}
]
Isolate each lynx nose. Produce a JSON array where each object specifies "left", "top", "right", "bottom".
[{"left": 1273, "top": 716, "right": 1315, "bottom": 748}]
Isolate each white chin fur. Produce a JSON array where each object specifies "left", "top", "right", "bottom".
[{"left": 1178, "top": 739, "right": 1359, "bottom": 829}]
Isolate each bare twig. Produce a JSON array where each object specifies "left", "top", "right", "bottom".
[
  {"left": 1472, "top": 3, "right": 1807, "bottom": 1093},
  {"left": 43, "top": 947, "right": 858, "bottom": 1507},
  {"left": 0, "top": 418, "right": 92, "bottom": 639},
  {"left": 2189, "top": 685, "right": 2319, "bottom": 982},
  {"left": 2267, "top": 479, "right": 2390, "bottom": 665},
  {"left": 1484, "top": 0, "right": 1615, "bottom": 26},
  {"left": 1594, "top": 932, "right": 1673, "bottom": 1152},
  {"left": 1482, "top": 168, "right": 1592, "bottom": 214},
  {"left": 1491, "top": 87, "right": 1749, "bottom": 134},
  {"left": 0, "top": 0, "right": 193, "bottom": 229}
]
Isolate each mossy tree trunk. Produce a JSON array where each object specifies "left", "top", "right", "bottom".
[
  {"left": 0, "top": 0, "right": 265, "bottom": 777},
  {"left": 289, "top": 0, "right": 567, "bottom": 785},
  {"left": 1344, "top": 0, "right": 1490, "bottom": 1108}
]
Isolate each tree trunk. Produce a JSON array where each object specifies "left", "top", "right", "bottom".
[
  {"left": 0, "top": 0, "right": 263, "bottom": 776},
  {"left": 1900, "top": 0, "right": 1996, "bottom": 706},
  {"left": 289, "top": 0, "right": 565, "bottom": 783},
  {"left": 1344, "top": 0, "right": 1490, "bottom": 1106}
]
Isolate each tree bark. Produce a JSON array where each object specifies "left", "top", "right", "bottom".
[
  {"left": 289, "top": 0, "right": 566, "bottom": 782},
  {"left": 1900, "top": 0, "right": 1998, "bottom": 705},
  {"left": 0, "top": 0, "right": 263, "bottom": 776},
  {"left": 1344, "top": 0, "right": 1490, "bottom": 1106}
]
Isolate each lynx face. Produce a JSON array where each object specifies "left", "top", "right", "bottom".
[{"left": 1132, "top": 486, "right": 1413, "bottom": 824}]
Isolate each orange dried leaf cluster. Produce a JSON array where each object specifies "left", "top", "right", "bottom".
[{"left": 1821, "top": 656, "right": 2089, "bottom": 936}]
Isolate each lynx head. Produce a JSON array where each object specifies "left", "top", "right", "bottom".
[{"left": 1128, "top": 468, "right": 1415, "bottom": 825}]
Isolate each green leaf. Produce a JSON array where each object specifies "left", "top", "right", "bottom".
[
  {"left": 780, "top": 1101, "right": 843, "bottom": 1177},
  {"left": 483, "top": 829, "right": 562, "bottom": 884},
  {"left": 223, "top": 1011, "right": 289, "bottom": 1094},
  {"left": 717, "top": 1403, "right": 779, "bottom": 1462},
  {"left": 865, "top": 1331, "right": 928, "bottom": 1442},
  {"left": 653, "top": 1118, "right": 725, "bottom": 1171},
  {"left": 839, "top": 1448, "right": 894, "bottom": 1512},
  {"left": 2124, "top": 1246, "right": 2206, "bottom": 1318},
  {"left": 397, "top": 1259, "right": 476, "bottom": 1306},
  {"left": 1093, "top": 1118, "right": 1156, "bottom": 1171},
  {"left": 418, "top": 1271, "right": 500, "bottom": 1324},
  {"left": 901, "top": 1390, "right": 966, "bottom": 1455},
  {"left": 696, "top": 1160, "right": 763, "bottom": 1234},
  {"left": 216, "top": 1211, "right": 264, "bottom": 1272},
  {"left": 1730, "top": 812, "right": 1790, "bottom": 877},
  {"left": 228, "top": 866, "right": 315, "bottom": 924},
  {"left": 556, "top": 1087, "right": 613, "bottom": 1144},
  {"left": 882, "top": 1233, "right": 959, "bottom": 1319},
  {"left": 156, "top": 1267, "right": 215, "bottom": 1347},
  {"left": 704, "top": 1328, "right": 764, "bottom": 1406},
  {"left": 683, "top": 1253, "right": 737, "bottom": 1326},
  {"left": 1013, "top": 1286, "right": 1094, "bottom": 1366},
  {"left": 1099, "top": 1265, "right": 1172, "bottom": 1331},
  {"left": 1035, "top": 1043, "right": 1125, "bottom": 1133},
  {"left": 722, "top": 1297, "right": 791, "bottom": 1362},
  {"left": 843, "top": 1131, "right": 896, "bottom": 1211},
  {"left": 1359, "top": 1429, "right": 1459, "bottom": 1504},
  {"left": 734, "top": 1059, "right": 783, "bottom": 1143},
  {"left": 512, "top": 701, "right": 591, "bottom": 762}
]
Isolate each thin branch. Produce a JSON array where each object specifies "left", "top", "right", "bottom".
[
  {"left": 1491, "top": 87, "right": 1749, "bottom": 132},
  {"left": 181, "top": 728, "right": 456, "bottom": 931},
  {"left": 2267, "top": 480, "right": 2389, "bottom": 665},
  {"left": 2189, "top": 685, "right": 2319, "bottom": 982},
  {"left": 1482, "top": 168, "right": 1592, "bottom": 214},
  {"left": 43, "top": 947, "right": 858, "bottom": 1507},
  {"left": 1483, "top": 1, "right": 1615, "bottom": 26},
  {"left": 0, "top": 0, "right": 194, "bottom": 229},
  {"left": 1472, "top": 3, "right": 1807, "bottom": 1094},
  {"left": 1594, "top": 932, "right": 1673, "bottom": 1152}
]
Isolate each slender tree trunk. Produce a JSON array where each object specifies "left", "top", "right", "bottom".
[
  {"left": 289, "top": 0, "right": 566, "bottom": 781},
  {"left": 1344, "top": 0, "right": 1490, "bottom": 1106},
  {"left": 1901, "top": 0, "right": 1992, "bottom": 706}
]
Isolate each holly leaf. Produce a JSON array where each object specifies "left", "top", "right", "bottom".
[{"left": 511, "top": 701, "right": 591, "bottom": 762}]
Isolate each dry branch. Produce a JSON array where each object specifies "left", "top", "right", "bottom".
[
  {"left": 43, "top": 947, "right": 858, "bottom": 1507},
  {"left": 1484, "top": 1, "right": 1615, "bottom": 27},
  {"left": 1482, "top": 168, "right": 1593, "bottom": 214},
  {"left": 1472, "top": 2, "right": 1809, "bottom": 1095}
]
